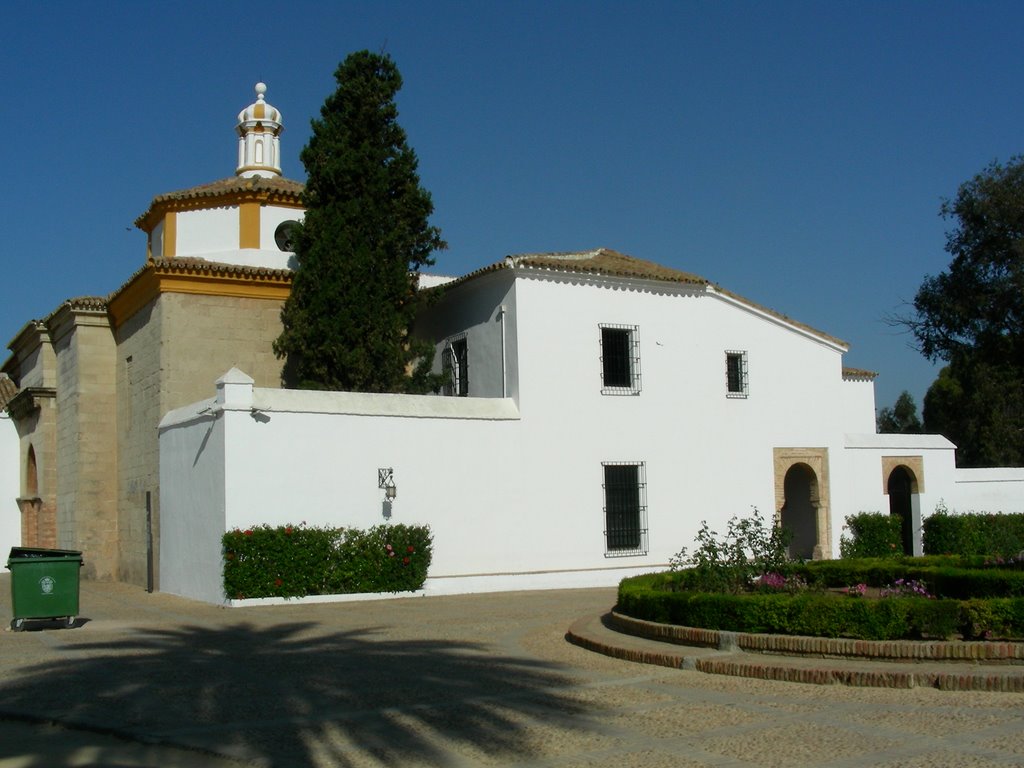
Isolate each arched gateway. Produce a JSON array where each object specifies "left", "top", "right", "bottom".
[{"left": 774, "top": 448, "right": 832, "bottom": 560}]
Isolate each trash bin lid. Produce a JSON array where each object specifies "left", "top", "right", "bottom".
[
  {"left": 9, "top": 547, "right": 82, "bottom": 558},
  {"left": 7, "top": 547, "right": 83, "bottom": 567}
]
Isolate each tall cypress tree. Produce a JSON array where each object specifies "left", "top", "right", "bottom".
[{"left": 274, "top": 51, "right": 446, "bottom": 392}]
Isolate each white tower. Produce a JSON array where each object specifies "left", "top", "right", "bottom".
[{"left": 236, "top": 83, "right": 283, "bottom": 178}]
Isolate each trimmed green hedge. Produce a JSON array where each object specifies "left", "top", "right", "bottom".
[
  {"left": 923, "top": 510, "right": 1024, "bottom": 556},
  {"left": 223, "top": 523, "right": 432, "bottom": 599},
  {"left": 618, "top": 561, "right": 1024, "bottom": 640},
  {"left": 780, "top": 558, "right": 1024, "bottom": 598},
  {"left": 840, "top": 512, "right": 903, "bottom": 558}
]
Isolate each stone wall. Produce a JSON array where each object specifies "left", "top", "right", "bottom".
[
  {"left": 115, "top": 291, "right": 285, "bottom": 588},
  {"left": 52, "top": 308, "right": 118, "bottom": 578}
]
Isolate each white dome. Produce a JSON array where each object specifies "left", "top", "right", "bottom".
[{"left": 236, "top": 82, "right": 282, "bottom": 128}]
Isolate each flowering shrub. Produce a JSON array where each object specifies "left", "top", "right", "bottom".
[
  {"left": 881, "top": 578, "right": 932, "bottom": 599},
  {"left": 845, "top": 583, "right": 867, "bottom": 598},
  {"left": 223, "top": 523, "right": 432, "bottom": 599},
  {"left": 669, "top": 508, "right": 793, "bottom": 594},
  {"left": 755, "top": 572, "right": 807, "bottom": 594}
]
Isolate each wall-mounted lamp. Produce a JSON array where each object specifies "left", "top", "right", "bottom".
[{"left": 378, "top": 468, "right": 397, "bottom": 501}]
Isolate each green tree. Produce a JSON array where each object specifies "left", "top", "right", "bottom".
[
  {"left": 906, "top": 156, "right": 1024, "bottom": 466},
  {"left": 876, "top": 390, "right": 923, "bottom": 434},
  {"left": 923, "top": 357, "right": 1024, "bottom": 467},
  {"left": 274, "top": 51, "right": 446, "bottom": 392}
]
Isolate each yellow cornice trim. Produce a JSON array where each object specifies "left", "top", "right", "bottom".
[
  {"left": 108, "top": 269, "right": 160, "bottom": 329},
  {"left": 108, "top": 265, "right": 291, "bottom": 329},
  {"left": 136, "top": 189, "right": 303, "bottom": 233},
  {"left": 239, "top": 202, "right": 260, "bottom": 249}
]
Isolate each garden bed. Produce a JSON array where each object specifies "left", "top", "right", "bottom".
[{"left": 617, "top": 559, "right": 1024, "bottom": 642}]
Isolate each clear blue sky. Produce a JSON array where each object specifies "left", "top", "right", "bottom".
[{"left": 3, "top": 1, "right": 1021, "bottom": 412}]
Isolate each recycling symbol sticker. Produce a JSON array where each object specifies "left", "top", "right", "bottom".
[{"left": 39, "top": 576, "right": 55, "bottom": 595}]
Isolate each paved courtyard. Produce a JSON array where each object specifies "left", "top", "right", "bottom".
[{"left": 2, "top": 575, "right": 1023, "bottom": 767}]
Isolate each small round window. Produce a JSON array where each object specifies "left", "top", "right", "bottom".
[{"left": 274, "top": 220, "right": 301, "bottom": 252}]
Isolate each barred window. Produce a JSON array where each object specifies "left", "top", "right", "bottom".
[
  {"left": 442, "top": 336, "right": 469, "bottom": 397},
  {"left": 600, "top": 324, "right": 640, "bottom": 394},
  {"left": 602, "top": 462, "right": 648, "bottom": 556},
  {"left": 726, "top": 350, "right": 748, "bottom": 398}
]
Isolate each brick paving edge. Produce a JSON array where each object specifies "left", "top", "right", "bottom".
[{"left": 565, "top": 614, "right": 1024, "bottom": 692}]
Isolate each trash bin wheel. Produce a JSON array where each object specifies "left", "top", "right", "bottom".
[
  {"left": 11, "top": 618, "right": 25, "bottom": 632},
  {"left": 65, "top": 616, "right": 76, "bottom": 628}
]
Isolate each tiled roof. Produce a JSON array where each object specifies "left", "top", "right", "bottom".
[
  {"left": 148, "top": 257, "right": 293, "bottom": 280},
  {"left": 712, "top": 286, "right": 847, "bottom": 349},
  {"left": 146, "top": 176, "right": 304, "bottom": 205},
  {"left": 512, "top": 248, "right": 708, "bottom": 285},
  {"left": 135, "top": 176, "right": 305, "bottom": 230},
  {"left": 843, "top": 367, "right": 879, "bottom": 380},
  {"left": 58, "top": 296, "right": 108, "bottom": 313},
  {"left": 0, "top": 373, "right": 16, "bottom": 411},
  {"left": 108, "top": 258, "right": 293, "bottom": 300},
  {"left": 432, "top": 248, "right": 846, "bottom": 348}
]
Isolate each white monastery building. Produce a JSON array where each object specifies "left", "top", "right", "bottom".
[{"left": 4, "top": 85, "right": 1023, "bottom": 603}]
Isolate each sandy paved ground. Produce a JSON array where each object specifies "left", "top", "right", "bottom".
[{"left": 2, "top": 575, "right": 1023, "bottom": 767}]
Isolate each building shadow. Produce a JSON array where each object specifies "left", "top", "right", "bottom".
[{"left": 0, "top": 620, "right": 594, "bottom": 766}]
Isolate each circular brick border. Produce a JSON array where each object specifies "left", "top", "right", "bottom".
[
  {"left": 566, "top": 613, "right": 1024, "bottom": 690},
  {"left": 608, "top": 611, "right": 1024, "bottom": 663}
]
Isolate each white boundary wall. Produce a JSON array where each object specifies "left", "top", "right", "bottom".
[
  {"left": 159, "top": 369, "right": 1024, "bottom": 605},
  {"left": 0, "top": 412, "right": 19, "bottom": 557},
  {"left": 159, "top": 370, "right": 666, "bottom": 604}
]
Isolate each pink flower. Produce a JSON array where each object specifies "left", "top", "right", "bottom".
[
  {"left": 386, "top": 544, "right": 393, "bottom": 551},
  {"left": 407, "top": 546, "right": 415, "bottom": 554},
  {"left": 402, "top": 557, "right": 410, "bottom": 565},
  {"left": 243, "top": 529, "right": 253, "bottom": 537}
]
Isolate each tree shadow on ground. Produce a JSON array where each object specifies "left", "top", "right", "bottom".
[{"left": 0, "top": 621, "right": 595, "bottom": 767}]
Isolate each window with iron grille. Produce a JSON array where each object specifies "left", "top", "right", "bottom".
[
  {"left": 600, "top": 324, "right": 640, "bottom": 394},
  {"left": 441, "top": 336, "right": 469, "bottom": 397},
  {"left": 602, "top": 461, "right": 648, "bottom": 556},
  {"left": 726, "top": 350, "right": 748, "bottom": 398}
]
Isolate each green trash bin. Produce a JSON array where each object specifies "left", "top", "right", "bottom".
[{"left": 6, "top": 547, "right": 83, "bottom": 631}]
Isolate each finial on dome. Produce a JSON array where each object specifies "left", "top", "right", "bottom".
[{"left": 236, "top": 82, "right": 283, "bottom": 178}]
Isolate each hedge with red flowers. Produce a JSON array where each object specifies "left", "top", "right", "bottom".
[{"left": 222, "top": 523, "right": 432, "bottom": 599}]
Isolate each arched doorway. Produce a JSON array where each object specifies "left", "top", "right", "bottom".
[
  {"left": 887, "top": 466, "right": 915, "bottom": 555},
  {"left": 781, "top": 463, "right": 818, "bottom": 559}
]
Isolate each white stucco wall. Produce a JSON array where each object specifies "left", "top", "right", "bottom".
[
  {"left": 509, "top": 272, "right": 863, "bottom": 554},
  {"left": 175, "top": 207, "right": 238, "bottom": 257},
  {"left": 0, "top": 412, "right": 20, "bottom": 557},
  {"left": 158, "top": 270, "right": 1024, "bottom": 604},
  {"left": 949, "top": 468, "right": 1024, "bottom": 514},
  {"left": 168, "top": 204, "right": 302, "bottom": 270}
]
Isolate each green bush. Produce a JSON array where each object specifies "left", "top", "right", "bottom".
[
  {"left": 618, "top": 557, "right": 1024, "bottom": 640},
  {"left": 223, "top": 523, "right": 432, "bottom": 599},
  {"left": 922, "top": 504, "right": 1024, "bottom": 557},
  {"left": 839, "top": 512, "right": 903, "bottom": 558},
  {"left": 669, "top": 508, "right": 792, "bottom": 593},
  {"left": 617, "top": 577, "right": 963, "bottom": 640}
]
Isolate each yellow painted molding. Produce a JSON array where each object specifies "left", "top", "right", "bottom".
[
  {"left": 108, "top": 264, "right": 291, "bottom": 329},
  {"left": 239, "top": 202, "right": 260, "bottom": 249},
  {"left": 108, "top": 269, "right": 161, "bottom": 329},
  {"left": 163, "top": 212, "right": 177, "bottom": 258}
]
